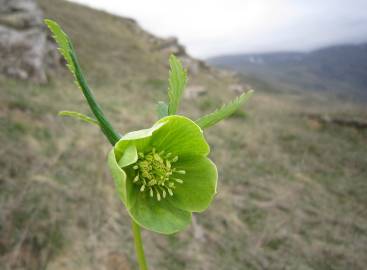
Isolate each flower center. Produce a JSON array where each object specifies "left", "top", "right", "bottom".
[{"left": 132, "top": 148, "right": 185, "bottom": 201}]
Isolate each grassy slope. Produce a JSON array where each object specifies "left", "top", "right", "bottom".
[{"left": 1, "top": 0, "right": 367, "bottom": 269}]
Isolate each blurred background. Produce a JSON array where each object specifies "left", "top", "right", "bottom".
[{"left": 0, "top": 0, "right": 366, "bottom": 269}]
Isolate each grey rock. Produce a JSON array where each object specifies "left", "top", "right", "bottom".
[
  {"left": 229, "top": 84, "right": 244, "bottom": 94},
  {"left": 0, "top": 0, "right": 61, "bottom": 83},
  {"left": 180, "top": 56, "right": 209, "bottom": 75},
  {"left": 149, "top": 33, "right": 209, "bottom": 76},
  {"left": 184, "top": 85, "right": 207, "bottom": 99},
  {"left": 158, "top": 37, "right": 186, "bottom": 56}
]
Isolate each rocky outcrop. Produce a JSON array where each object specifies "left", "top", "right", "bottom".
[
  {"left": 149, "top": 35, "right": 210, "bottom": 75},
  {"left": 184, "top": 85, "right": 207, "bottom": 99},
  {"left": 0, "top": 0, "right": 60, "bottom": 83},
  {"left": 228, "top": 84, "right": 244, "bottom": 94},
  {"left": 157, "top": 36, "right": 186, "bottom": 56}
]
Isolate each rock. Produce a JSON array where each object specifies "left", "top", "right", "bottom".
[
  {"left": 184, "top": 85, "right": 207, "bottom": 99},
  {"left": 158, "top": 36, "right": 186, "bottom": 56},
  {"left": 229, "top": 83, "right": 253, "bottom": 94},
  {"left": 0, "top": 0, "right": 61, "bottom": 83},
  {"left": 151, "top": 34, "right": 210, "bottom": 76},
  {"left": 160, "top": 36, "right": 179, "bottom": 48},
  {"left": 180, "top": 56, "right": 209, "bottom": 75},
  {"left": 229, "top": 84, "right": 243, "bottom": 94},
  {"left": 152, "top": 36, "right": 188, "bottom": 57}
]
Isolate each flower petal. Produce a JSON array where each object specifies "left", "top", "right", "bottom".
[
  {"left": 170, "top": 156, "right": 217, "bottom": 212},
  {"left": 108, "top": 149, "right": 137, "bottom": 209},
  {"left": 114, "top": 121, "right": 166, "bottom": 160},
  {"left": 129, "top": 192, "right": 192, "bottom": 234},
  {"left": 151, "top": 115, "right": 210, "bottom": 157},
  {"left": 118, "top": 144, "right": 138, "bottom": 168}
]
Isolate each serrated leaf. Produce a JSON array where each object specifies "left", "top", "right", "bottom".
[
  {"left": 44, "top": 19, "right": 75, "bottom": 75},
  {"left": 167, "top": 55, "right": 187, "bottom": 115},
  {"left": 156, "top": 101, "right": 169, "bottom": 119},
  {"left": 195, "top": 90, "right": 254, "bottom": 129},
  {"left": 59, "top": 111, "right": 99, "bottom": 126},
  {"left": 45, "top": 19, "right": 88, "bottom": 93}
]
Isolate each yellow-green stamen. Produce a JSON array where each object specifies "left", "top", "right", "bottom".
[{"left": 132, "top": 148, "right": 185, "bottom": 201}]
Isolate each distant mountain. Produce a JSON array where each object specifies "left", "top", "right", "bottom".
[{"left": 208, "top": 44, "right": 367, "bottom": 101}]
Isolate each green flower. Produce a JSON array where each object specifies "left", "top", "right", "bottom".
[{"left": 108, "top": 115, "right": 217, "bottom": 234}]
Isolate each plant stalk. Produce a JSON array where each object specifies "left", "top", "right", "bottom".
[
  {"left": 132, "top": 220, "right": 148, "bottom": 270},
  {"left": 71, "top": 50, "right": 148, "bottom": 269},
  {"left": 70, "top": 49, "right": 121, "bottom": 145}
]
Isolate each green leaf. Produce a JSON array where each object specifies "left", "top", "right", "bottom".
[
  {"left": 195, "top": 90, "right": 254, "bottom": 129},
  {"left": 156, "top": 101, "right": 169, "bottom": 119},
  {"left": 171, "top": 156, "right": 217, "bottom": 212},
  {"left": 58, "top": 111, "right": 99, "bottom": 126},
  {"left": 167, "top": 55, "right": 187, "bottom": 115},
  {"left": 45, "top": 19, "right": 86, "bottom": 92},
  {"left": 44, "top": 19, "right": 76, "bottom": 76}
]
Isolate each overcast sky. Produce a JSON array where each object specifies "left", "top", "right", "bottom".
[{"left": 69, "top": 0, "right": 367, "bottom": 58}]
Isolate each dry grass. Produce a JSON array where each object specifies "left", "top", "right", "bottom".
[{"left": 1, "top": 0, "right": 367, "bottom": 269}]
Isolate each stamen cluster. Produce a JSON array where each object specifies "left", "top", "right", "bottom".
[{"left": 132, "top": 148, "right": 185, "bottom": 201}]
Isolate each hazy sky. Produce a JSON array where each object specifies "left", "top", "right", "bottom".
[{"left": 69, "top": 0, "right": 367, "bottom": 58}]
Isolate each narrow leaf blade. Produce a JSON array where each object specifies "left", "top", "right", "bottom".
[
  {"left": 167, "top": 55, "right": 187, "bottom": 115},
  {"left": 195, "top": 90, "right": 254, "bottom": 129},
  {"left": 59, "top": 111, "right": 99, "bottom": 126}
]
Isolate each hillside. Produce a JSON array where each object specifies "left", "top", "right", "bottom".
[
  {"left": 208, "top": 44, "right": 367, "bottom": 101},
  {"left": 1, "top": 1, "right": 367, "bottom": 270}
]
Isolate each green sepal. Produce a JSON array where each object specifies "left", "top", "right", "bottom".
[
  {"left": 170, "top": 156, "right": 217, "bottom": 212},
  {"left": 129, "top": 192, "right": 192, "bottom": 234},
  {"left": 196, "top": 90, "right": 254, "bottom": 129},
  {"left": 114, "top": 122, "right": 167, "bottom": 160},
  {"left": 108, "top": 149, "right": 137, "bottom": 209},
  {"left": 153, "top": 115, "right": 209, "bottom": 157},
  {"left": 118, "top": 144, "right": 138, "bottom": 168}
]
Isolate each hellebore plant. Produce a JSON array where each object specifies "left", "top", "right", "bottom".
[
  {"left": 45, "top": 19, "right": 253, "bottom": 270},
  {"left": 109, "top": 115, "right": 217, "bottom": 235}
]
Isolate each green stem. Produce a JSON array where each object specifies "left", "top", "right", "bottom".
[
  {"left": 132, "top": 220, "right": 148, "bottom": 270},
  {"left": 68, "top": 42, "right": 148, "bottom": 270},
  {"left": 70, "top": 47, "right": 121, "bottom": 145}
]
